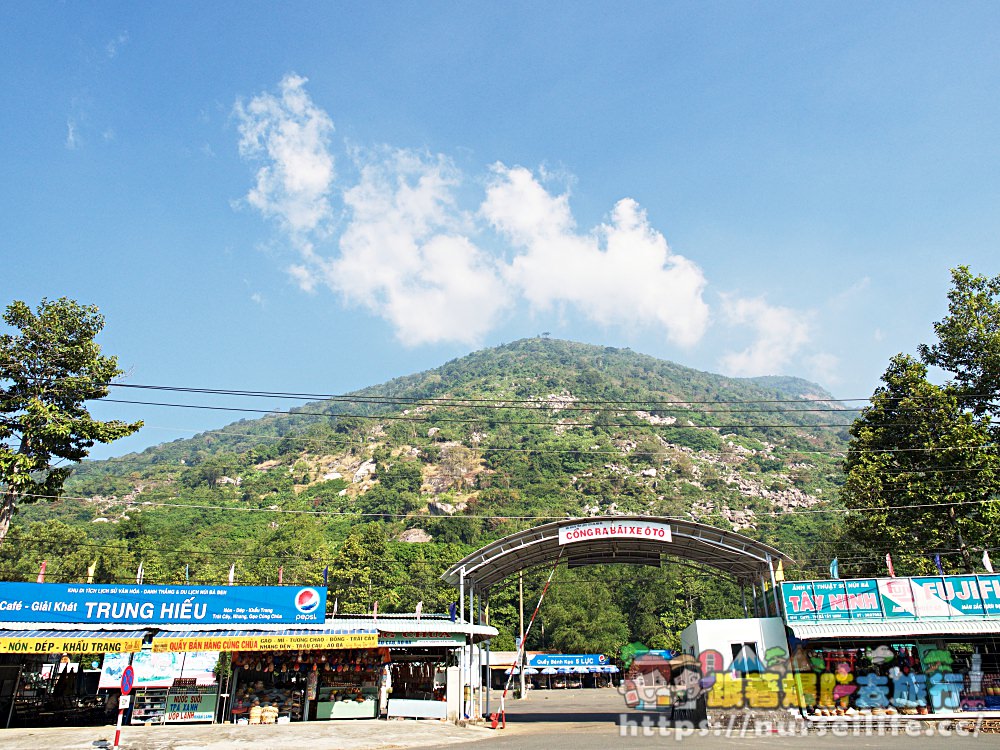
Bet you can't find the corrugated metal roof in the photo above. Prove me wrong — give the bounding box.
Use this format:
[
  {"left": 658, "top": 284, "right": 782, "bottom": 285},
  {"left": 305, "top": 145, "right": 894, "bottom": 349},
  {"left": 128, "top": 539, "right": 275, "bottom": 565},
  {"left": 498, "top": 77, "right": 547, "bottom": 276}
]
[
  {"left": 442, "top": 515, "right": 791, "bottom": 589},
  {"left": 0, "top": 614, "right": 498, "bottom": 644},
  {"left": 0, "top": 622, "right": 148, "bottom": 632},
  {"left": 153, "top": 627, "right": 376, "bottom": 638},
  {"left": 0, "top": 628, "right": 147, "bottom": 639},
  {"left": 791, "top": 618, "right": 1000, "bottom": 640},
  {"left": 324, "top": 615, "right": 498, "bottom": 643}
]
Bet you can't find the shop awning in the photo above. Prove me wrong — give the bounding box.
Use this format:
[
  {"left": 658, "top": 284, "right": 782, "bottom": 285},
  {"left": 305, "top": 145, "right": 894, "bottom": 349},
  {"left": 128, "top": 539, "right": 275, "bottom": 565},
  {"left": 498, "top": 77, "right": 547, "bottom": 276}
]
[
  {"left": 790, "top": 618, "right": 1000, "bottom": 641},
  {"left": 151, "top": 627, "right": 378, "bottom": 653},
  {"left": 326, "top": 615, "right": 499, "bottom": 645},
  {"left": 0, "top": 628, "right": 146, "bottom": 654}
]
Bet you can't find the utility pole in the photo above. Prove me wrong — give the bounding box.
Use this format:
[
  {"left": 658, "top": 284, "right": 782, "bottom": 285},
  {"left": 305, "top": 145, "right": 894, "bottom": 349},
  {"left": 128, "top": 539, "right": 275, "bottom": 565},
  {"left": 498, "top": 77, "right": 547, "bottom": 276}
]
[{"left": 518, "top": 570, "right": 526, "bottom": 699}]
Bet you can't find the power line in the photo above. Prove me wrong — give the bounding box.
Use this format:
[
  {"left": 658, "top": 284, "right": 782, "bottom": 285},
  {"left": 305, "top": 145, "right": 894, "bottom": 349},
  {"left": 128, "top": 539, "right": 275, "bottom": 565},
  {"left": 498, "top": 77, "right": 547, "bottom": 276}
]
[
  {"left": 53, "top": 423, "right": 1000, "bottom": 465},
  {"left": 0, "top": 366, "right": 869, "bottom": 407},
  {"left": 4, "top": 370, "right": 992, "bottom": 410},
  {"left": 11, "top": 489, "right": 1000, "bottom": 519},
  {"left": 96, "top": 396, "right": 861, "bottom": 429},
  {"left": 3, "top": 532, "right": 991, "bottom": 579}
]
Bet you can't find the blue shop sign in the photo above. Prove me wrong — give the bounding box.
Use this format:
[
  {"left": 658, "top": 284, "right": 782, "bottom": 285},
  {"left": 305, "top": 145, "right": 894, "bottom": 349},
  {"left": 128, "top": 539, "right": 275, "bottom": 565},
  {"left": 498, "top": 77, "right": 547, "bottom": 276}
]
[
  {"left": 0, "top": 583, "right": 326, "bottom": 625},
  {"left": 529, "top": 653, "right": 607, "bottom": 668}
]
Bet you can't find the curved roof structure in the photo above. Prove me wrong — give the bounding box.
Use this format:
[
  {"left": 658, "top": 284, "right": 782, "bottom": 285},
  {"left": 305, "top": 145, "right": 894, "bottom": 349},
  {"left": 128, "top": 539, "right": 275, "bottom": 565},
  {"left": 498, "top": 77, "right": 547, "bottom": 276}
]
[{"left": 442, "top": 515, "right": 792, "bottom": 590}]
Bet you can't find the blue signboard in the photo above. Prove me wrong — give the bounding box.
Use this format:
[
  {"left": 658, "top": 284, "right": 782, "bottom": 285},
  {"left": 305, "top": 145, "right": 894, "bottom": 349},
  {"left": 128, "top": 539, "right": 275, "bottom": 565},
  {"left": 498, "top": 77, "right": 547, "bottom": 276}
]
[
  {"left": 843, "top": 578, "right": 882, "bottom": 620},
  {"left": 529, "top": 653, "right": 607, "bottom": 668},
  {"left": 812, "top": 580, "right": 850, "bottom": 621},
  {"left": 0, "top": 583, "right": 326, "bottom": 625},
  {"left": 781, "top": 582, "right": 816, "bottom": 623},
  {"left": 782, "top": 575, "right": 1000, "bottom": 624}
]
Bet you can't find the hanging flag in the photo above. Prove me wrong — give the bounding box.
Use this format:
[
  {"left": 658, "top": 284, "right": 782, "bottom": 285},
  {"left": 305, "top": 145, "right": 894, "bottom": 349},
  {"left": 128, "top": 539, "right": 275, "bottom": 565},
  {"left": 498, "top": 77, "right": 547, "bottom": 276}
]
[
  {"left": 415, "top": 601, "right": 423, "bottom": 621},
  {"left": 228, "top": 564, "right": 235, "bottom": 585},
  {"left": 323, "top": 566, "right": 329, "bottom": 586},
  {"left": 185, "top": 564, "right": 190, "bottom": 583},
  {"left": 36, "top": 561, "right": 47, "bottom": 584},
  {"left": 934, "top": 554, "right": 945, "bottom": 576},
  {"left": 136, "top": 561, "right": 144, "bottom": 585},
  {"left": 985, "top": 550, "right": 995, "bottom": 575},
  {"left": 886, "top": 553, "right": 897, "bottom": 578},
  {"left": 86, "top": 561, "right": 96, "bottom": 584},
  {"left": 449, "top": 602, "right": 457, "bottom": 622},
  {"left": 774, "top": 560, "right": 785, "bottom": 582},
  {"left": 278, "top": 566, "right": 284, "bottom": 585},
  {"left": 332, "top": 598, "right": 338, "bottom": 618},
  {"left": 829, "top": 558, "right": 840, "bottom": 580},
  {"left": 373, "top": 601, "right": 378, "bottom": 620}
]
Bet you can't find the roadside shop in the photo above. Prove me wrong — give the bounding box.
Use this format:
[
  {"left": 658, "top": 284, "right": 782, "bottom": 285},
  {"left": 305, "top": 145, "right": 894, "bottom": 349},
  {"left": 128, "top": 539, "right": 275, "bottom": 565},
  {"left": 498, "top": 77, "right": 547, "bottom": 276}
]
[
  {"left": 150, "top": 625, "right": 382, "bottom": 722},
  {"left": 528, "top": 653, "right": 619, "bottom": 689},
  {"left": 486, "top": 652, "right": 619, "bottom": 690},
  {"left": 99, "top": 649, "right": 220, "bottom": 724},
  {"left": 0, "top": 580, "right": 333, "bottom": 727},
  {"left": 0, "top": 626, "right": 145, "bottom": 727},
  {"left": 0, "top": 582, "right": 498, "bottom": 729},
  {"left": 781, "top": 575, "right": 1000, "bottom": 719},
  {"left": 152, "top": 614, "right": 496, "bottom": 722}
]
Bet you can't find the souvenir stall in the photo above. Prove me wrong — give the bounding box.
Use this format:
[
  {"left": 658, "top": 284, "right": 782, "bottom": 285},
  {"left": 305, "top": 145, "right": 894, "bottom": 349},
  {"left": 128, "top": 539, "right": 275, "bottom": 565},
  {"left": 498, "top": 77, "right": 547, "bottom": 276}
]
[
  {"left": 229, "top": 646, "right": 388, "bottom": 721},
  {"left": 384, "top": 655, "right": 449, "bottom": 719},
  {"left": 373, "top": 617, "right": 493, "bottom": 720},
  {"left": 0, "top": 627, "right": 146, "bottom": 727},
  {"left": 149, "top": 627, "right": 382, "bottom": 723},
  {"left": 782, "top": 576, "right": 1000, "bottom": 719},
  {"left": 100, "top": 650, "right": 220, "bottom": 725}
]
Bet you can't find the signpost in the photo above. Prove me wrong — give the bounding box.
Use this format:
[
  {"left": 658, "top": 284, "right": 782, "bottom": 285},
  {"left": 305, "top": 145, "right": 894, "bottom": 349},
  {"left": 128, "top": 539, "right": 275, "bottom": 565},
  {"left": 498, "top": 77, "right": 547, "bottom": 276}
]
[{"left": 114, "top": 665, "right": 134, "bottom": 749}]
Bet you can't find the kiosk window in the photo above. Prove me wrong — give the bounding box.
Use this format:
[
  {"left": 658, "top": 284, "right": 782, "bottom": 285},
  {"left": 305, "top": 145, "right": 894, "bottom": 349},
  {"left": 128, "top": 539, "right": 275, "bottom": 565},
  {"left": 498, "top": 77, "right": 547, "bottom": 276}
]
[{"left": 731, "top": 642, "right": 760, "bottom": 674}]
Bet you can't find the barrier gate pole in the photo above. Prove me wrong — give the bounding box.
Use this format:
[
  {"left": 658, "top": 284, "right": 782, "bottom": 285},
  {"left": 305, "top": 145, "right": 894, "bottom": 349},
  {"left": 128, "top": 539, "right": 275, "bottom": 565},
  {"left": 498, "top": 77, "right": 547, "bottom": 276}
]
[{"left": 497, "top": 549, "right": 563, "bottom": 728}]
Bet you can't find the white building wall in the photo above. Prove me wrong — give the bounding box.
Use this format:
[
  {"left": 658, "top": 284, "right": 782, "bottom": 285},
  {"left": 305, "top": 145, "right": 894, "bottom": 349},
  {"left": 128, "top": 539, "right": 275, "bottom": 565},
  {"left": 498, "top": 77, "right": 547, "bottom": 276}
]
[{"left": 680, "top": 617, "right": 789, "bottom": 668}]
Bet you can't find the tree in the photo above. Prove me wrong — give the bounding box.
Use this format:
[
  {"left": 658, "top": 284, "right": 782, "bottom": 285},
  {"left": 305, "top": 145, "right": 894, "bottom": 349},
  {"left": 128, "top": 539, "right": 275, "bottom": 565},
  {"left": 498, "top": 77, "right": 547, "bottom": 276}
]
[
  {"left": 531, "top": 569, "right": 630, "bottom": 656},
  {"left": 0, "top": 298, "right": 142, "bottom": 544},
  {"left": 840, "top": 355, "right": 1000, "bottom": 574},
  {"left": 918, "top": 266, "right": 1000, "bottom": 420},
  {"left": 326, "top": 522, "right": 401, "bottom": 613}
]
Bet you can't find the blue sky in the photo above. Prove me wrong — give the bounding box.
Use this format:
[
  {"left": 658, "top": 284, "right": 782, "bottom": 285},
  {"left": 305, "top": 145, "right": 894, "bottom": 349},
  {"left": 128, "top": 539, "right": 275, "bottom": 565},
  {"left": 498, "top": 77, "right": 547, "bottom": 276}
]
[{"left": 2, "top": 2, "right": 999, "bottom": 459}]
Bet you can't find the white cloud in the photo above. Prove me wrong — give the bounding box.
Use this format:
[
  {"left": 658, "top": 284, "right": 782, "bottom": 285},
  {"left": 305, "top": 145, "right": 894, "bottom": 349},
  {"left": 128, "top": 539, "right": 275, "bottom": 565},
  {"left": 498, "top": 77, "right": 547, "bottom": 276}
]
[
  {"left": 327, "top": 149, "right": 509, "bottom": 345},
  {"left": 65, "top": 120, "right": 79, "bottom": 150},
  {"left": 806, "top": 352, "right": 840, "bottom": 386},
  {"left": 106, "top": 32, "right": 129, "bottom": 59},
  {"left": 235, "top": 76, "right": 839, "bottom": 358},
  {"left": 235, "top": 74, "right": 336, "bottom": 238},
  {"left": 482, "top": 165, "right": 709, "bottom": 346},
  {"left": 718, "top": 295, "right": 811, "bottom": 377}
]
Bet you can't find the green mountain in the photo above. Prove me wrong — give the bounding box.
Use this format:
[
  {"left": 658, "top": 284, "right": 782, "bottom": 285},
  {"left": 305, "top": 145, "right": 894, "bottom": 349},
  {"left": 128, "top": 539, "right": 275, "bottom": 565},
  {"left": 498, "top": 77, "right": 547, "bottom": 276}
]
[{"left": 3, "top": 338, "right": 851, "bottom": 653}]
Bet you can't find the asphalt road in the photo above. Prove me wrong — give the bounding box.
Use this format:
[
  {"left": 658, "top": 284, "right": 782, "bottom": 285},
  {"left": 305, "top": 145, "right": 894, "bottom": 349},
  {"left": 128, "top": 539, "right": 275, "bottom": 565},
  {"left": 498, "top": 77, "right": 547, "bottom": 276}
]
[
  {"left": 2, "top": 689, "right": 1000, "bottom": 749},
  {"left": 456, "top": 688, "right": 1000, "bottom": 750}
]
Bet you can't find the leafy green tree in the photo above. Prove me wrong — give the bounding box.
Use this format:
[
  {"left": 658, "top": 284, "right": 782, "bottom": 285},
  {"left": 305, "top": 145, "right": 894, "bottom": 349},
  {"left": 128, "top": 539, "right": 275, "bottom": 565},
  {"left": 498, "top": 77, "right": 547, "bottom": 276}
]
[
  {"left": 0, "top": 298, "right": 142, "bottom": 543},
  {"left": 531, "top": 569, "right": 629, "bottom": 655},
  {"left": 919, "top": 266, "right": 1000, "bottom": 420},
  {"left": 840, "top": 355, "right": 1000, "bottom": 574},
  {"left": 327, "top": 522, "right": 401, "bottom": 613}
]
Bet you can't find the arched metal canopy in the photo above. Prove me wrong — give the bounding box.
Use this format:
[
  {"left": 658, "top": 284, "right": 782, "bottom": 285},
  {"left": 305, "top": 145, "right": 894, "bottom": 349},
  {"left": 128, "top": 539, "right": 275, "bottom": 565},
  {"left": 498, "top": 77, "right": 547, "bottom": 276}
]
[{"left": 441, "top": 515, "right": 792, "bottom": 590}]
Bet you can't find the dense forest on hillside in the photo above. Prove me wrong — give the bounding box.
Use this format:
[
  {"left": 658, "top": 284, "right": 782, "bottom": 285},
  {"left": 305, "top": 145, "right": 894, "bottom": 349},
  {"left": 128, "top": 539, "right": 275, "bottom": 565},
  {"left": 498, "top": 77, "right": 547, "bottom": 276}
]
[{"left": 3, "top": 338, "right": 851, "bottom": 653}]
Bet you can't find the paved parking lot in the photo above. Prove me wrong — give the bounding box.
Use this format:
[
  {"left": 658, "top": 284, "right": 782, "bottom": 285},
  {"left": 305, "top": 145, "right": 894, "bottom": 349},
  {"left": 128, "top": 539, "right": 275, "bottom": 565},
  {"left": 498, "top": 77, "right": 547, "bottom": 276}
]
[
  {"left": 0, "top": 716, "right": 493, "bottom": 750},
  {"left": 5, "top": 689, "right": 1000, "bottom": 750}
]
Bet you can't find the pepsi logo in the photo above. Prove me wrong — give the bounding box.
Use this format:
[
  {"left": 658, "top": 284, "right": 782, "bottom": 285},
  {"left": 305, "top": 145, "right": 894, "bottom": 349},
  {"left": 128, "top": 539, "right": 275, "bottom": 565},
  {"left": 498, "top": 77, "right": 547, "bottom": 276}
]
[{"left": 295, "top": 588, "right": 321, "bottom": 614}]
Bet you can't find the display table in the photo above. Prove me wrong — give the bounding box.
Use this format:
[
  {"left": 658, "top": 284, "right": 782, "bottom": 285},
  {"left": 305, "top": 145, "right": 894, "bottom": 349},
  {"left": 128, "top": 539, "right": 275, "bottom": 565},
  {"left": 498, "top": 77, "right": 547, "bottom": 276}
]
[
  {"left": 316, "top": 698, "right": 376, "bottom": 719},
  {"left": 387, "top": 698, "right": 447, "bottom": 719}
]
